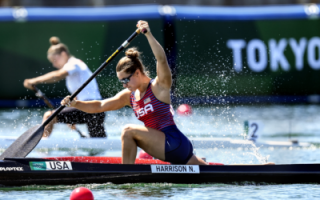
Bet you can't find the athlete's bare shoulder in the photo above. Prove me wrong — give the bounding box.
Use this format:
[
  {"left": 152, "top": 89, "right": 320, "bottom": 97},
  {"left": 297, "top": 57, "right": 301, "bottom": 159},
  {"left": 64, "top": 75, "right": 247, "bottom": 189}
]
[{"left": 116, "top": 88, "right": 132, "bottom": 106}]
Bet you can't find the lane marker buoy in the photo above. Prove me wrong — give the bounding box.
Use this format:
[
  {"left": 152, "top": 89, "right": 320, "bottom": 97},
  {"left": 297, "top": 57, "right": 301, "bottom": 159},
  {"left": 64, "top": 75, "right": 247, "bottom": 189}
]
[
  {"left": 177, "top": 104, "right": 192, "bottom": 116},
  {"left": 70, "top": 187, "right": 94, "bottom": 200}
]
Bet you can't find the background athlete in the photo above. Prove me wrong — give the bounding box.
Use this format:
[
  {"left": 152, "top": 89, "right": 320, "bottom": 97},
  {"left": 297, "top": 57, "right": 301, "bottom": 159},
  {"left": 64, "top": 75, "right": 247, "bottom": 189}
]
[
  {"left": 24, "top": 36, "right": 106, "bottom": 138},
  {"left": 61, "top": 20, "right": 207, "bottom": 165}
]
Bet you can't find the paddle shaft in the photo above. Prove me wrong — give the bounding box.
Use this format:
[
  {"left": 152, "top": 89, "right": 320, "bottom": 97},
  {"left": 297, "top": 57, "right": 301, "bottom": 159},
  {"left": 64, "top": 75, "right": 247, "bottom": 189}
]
[
  {"left": 43, "top": 29, "right": 144, "bottom": 127},
  {"left": 32, "top": 85, "right": 86, "bottom": 138},
  {"left": 32, "top": 85, "right": 55, "bottom": 109}
]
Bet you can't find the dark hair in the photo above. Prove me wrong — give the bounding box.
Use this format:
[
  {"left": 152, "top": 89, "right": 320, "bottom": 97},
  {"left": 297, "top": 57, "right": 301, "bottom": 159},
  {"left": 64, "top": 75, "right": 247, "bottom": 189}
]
[
  {"left": 116, "top": 47, "right": 149, "bottom": 76},
  {"left": 47, "top": 36, "right": 70, "bottom": 56}
]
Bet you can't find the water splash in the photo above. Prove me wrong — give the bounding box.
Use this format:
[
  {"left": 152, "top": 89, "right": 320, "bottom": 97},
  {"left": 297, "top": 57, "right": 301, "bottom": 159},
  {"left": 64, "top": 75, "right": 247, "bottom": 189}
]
[{"left": 247, "top": 143, "right": 269, "bottom": 164}]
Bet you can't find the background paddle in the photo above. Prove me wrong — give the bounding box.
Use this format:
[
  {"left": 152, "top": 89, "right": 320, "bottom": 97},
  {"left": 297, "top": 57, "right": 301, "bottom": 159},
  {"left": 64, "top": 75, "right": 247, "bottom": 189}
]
[
  {"left": 31, "top": 85, "right": 86, "bottom": 138},
  {"left": 0, "top": 28, "right": 145, "bottom": 159}
]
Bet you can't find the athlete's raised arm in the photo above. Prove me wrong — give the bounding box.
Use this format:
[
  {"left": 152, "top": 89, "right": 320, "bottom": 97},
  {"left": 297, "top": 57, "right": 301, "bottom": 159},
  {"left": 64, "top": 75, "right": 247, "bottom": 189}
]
[
  {"left": 137, "top": 20, "right": 172, "bottom": 89},
  {"left": 24, "top": 69, "right": 68, "bottom": 90},
  {"left": 61, "top": 89, "right": 131, "bottom": 113}
]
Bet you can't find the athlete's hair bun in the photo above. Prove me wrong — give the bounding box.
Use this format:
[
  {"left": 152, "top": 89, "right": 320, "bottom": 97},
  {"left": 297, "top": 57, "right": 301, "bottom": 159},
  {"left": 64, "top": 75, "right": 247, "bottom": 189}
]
[
  {"left": 116, "top": 46, "right": 149, "bottom": 76},
  {"left": 49, "top": 36, "right": 60, "bottom": 45},
  {"left": 125, "top": 48, "right": 141, "bottom": 59}
]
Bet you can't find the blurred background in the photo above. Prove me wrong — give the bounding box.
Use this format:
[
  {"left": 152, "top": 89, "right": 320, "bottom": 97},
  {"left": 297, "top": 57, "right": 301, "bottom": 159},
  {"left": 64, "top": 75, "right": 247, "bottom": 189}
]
[
  {"left": 0, "top": 0, "right": 319, "bottom": 107},
  {"left": 0, "top": 0, "right": 318, "bottom": 7}
]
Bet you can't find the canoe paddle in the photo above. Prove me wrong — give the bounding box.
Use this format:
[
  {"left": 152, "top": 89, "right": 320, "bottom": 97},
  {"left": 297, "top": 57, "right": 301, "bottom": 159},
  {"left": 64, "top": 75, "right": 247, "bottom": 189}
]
[
  {"left": 31, "top": 85, "right": 86, "bottom": 138},
  {"left": 0, "top": 28, "right": 146, "bottom": 159}
]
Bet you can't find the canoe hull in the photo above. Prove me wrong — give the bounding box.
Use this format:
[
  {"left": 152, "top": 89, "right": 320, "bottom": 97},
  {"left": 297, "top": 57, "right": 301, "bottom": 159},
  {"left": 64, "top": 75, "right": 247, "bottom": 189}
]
[{"left": 0, "top": 157, "right": 319, "bottom": 186}]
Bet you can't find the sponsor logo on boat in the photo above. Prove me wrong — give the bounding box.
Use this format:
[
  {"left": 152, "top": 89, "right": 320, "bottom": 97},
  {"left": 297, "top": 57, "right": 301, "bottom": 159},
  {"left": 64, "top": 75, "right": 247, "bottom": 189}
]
[
  {"left": 151, "top": 165, "right": 200, "bottom": 174},
  {"left": 0, "top": 167, "right": 23, "bottom": 171},
  {"left": 29, "top": 161, "right": 72, "bottom": 171}
]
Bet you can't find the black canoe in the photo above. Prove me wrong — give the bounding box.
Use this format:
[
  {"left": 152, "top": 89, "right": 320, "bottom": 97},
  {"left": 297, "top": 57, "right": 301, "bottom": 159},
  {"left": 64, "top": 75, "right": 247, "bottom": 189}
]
[{"left": 0, "top": 157, "right": 319, "bottom": 186}]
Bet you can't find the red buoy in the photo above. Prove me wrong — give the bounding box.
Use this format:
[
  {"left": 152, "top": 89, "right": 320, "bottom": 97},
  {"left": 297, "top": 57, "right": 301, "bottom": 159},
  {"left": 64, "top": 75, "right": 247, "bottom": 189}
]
[
  {"left": 70, "top": 187, "right": 94, "bottom": 200},
  {"left": 177, "top": 104, "right": 192, "bottom": 116},
  {"left": 137, "top": 150, "right": 153, "bottom": 159}
]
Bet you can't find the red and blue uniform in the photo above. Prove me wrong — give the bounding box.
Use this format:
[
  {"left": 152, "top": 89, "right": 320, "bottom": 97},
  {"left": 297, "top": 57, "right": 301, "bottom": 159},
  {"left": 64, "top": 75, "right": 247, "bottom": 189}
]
[{"left": 130, "top": 80, "right": 193, "bottom": 164}]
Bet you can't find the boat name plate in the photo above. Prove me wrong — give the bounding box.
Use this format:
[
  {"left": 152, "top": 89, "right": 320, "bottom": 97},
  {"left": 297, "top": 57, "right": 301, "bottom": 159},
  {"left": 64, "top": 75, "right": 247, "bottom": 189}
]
[{"left": 151, "top": 165, "right": 199, "bottom": 173}]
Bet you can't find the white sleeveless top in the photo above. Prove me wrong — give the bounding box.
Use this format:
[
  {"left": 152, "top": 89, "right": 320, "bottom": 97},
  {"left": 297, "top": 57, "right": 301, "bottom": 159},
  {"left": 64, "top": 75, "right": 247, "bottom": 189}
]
[{"left": 62, "top": 57, "right": 102, "bottom": 101}]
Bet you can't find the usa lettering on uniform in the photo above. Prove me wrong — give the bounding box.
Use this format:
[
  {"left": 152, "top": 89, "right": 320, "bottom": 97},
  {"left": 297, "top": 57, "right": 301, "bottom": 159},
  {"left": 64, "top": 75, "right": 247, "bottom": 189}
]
[{"left": 136, "top": 104, "right": 154, "bottom": 118}]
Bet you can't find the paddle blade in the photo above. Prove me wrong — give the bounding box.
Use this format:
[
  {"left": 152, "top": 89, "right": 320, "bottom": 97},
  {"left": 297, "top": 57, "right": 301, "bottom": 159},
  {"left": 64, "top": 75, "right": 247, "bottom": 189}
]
[{"left": 0, "top": 124, "right": 44, "bottom": 159}]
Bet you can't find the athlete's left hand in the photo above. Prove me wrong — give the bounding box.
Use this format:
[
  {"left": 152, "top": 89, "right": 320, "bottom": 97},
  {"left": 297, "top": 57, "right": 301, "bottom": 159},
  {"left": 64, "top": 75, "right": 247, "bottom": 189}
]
[{"left": 61, "top": 95, "right": 77, "bottom": 107}]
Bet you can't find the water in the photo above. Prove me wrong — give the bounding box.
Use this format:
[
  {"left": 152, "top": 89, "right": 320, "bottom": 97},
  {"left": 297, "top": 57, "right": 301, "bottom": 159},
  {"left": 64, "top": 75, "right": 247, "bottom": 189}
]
[
  {"left": 1, "top": 183, "right": 320, "bottom": 200},
  {"left": 0, "top": 104, "right": 320, "bottom": 199},
  {"left": 2, "top": 104, "right": 320, "bottom": 142}
]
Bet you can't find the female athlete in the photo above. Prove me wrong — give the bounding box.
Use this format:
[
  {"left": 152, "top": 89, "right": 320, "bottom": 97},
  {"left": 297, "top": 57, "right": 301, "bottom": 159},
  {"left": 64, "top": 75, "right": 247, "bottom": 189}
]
[
  {"left": 61, "top": 20, "right": 207, "bottom": 165},
  {"left": 24, "top": 37, "right": 106, "bottom": 138}
]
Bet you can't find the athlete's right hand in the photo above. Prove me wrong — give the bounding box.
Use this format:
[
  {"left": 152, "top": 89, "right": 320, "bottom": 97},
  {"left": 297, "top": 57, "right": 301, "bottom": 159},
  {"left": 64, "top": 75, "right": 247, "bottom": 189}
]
[
  {"left": 61, "top": 95, "right": 77, "bottom": 107},
  {"left": 23, "top": 79, "right": 36, "bottom": 90},
  {"left": 137, "top": 20, "right": 151, "bottom": 35}
]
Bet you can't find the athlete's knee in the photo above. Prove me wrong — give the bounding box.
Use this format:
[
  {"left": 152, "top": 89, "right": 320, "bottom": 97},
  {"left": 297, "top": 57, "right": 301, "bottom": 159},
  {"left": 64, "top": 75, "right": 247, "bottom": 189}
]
[
  {"left": 43, "top": 110, "right": 53, "bottom": 119},
  {"left": 121, "top": 124, "right": 136, "bottom": 139}
]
